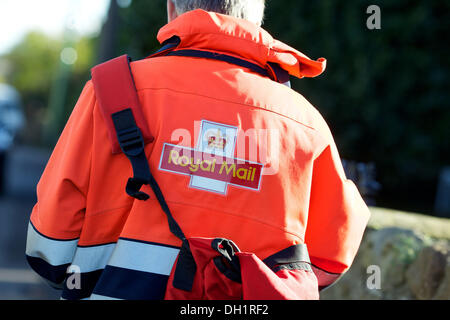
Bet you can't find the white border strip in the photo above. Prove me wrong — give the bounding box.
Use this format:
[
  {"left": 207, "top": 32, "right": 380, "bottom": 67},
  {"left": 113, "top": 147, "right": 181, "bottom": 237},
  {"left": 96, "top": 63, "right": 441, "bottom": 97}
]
[
  {"left": 106, "top": 239, "right": 179, "bottom": 276},
  {"left": 25, "top": 223, "right": 78, "bottom": 267},
  {"left": 71, "top": 243, "right": 116, "bottom": 273},
  {"left": 89, "top": 294, "right": 122, "bottom": 300}
]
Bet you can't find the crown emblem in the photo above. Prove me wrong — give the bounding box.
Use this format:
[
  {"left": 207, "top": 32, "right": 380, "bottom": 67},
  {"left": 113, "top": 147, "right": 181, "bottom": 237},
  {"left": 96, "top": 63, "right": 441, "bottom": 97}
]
[{"left": 207, "top": 129, "right": 227, "bottom": 150}]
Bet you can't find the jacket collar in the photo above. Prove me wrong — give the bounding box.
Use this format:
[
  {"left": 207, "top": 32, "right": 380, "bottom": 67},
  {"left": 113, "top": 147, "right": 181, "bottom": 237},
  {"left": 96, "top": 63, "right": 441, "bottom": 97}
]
[{"left": 157, "top": 9, "right": 326, "bottom": 79}]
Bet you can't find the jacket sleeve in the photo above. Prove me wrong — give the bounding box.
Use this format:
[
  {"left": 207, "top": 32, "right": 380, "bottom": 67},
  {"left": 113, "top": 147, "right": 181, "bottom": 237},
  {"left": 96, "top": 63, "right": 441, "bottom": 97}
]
[
  {"left": 305, "top": 139, "right": 371, "bottom": 290},
  {"left": 26, "top": 81, "right": 95, "bottom": 288}
]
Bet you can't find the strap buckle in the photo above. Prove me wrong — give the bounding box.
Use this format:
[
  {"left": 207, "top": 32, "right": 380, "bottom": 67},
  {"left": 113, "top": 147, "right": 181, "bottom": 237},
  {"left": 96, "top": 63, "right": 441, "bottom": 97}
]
[
  {"left": 117, "top": 127, "right": 145, "bottom": 157},
  {"left": 112, "top": 108, "right": 151, "bottom": 201}
]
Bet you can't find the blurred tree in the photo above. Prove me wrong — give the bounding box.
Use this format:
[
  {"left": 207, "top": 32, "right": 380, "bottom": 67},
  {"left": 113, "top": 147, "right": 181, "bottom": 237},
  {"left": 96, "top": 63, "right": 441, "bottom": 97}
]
[
  {"left": 263, "top": 0, "right": 450, "bottom": 213},
  {"left": 2, "top": 32, "right": 61, "bottom": 146},
  {"left": 1, "top": 32, "right": 97, "bottom": 147},
  {"left": 5, "top": 32, "right": 61, "bottom": 95},
  {"left": 117, "top": 0, "right": 167, "bottom": 58},
  {"left": 98, "top": 0, "right": 120, "bottom": 64}
]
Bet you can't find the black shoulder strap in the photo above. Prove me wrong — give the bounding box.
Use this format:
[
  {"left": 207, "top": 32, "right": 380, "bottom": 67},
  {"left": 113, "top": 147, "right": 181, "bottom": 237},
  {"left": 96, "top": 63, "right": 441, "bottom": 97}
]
[{"left": 112, "top": 108, "right": 153, "bottom": 201}]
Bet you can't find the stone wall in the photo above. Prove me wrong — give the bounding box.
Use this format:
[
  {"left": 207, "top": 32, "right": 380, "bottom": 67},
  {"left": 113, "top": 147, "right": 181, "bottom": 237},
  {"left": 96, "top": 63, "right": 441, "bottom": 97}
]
[{"left": 320, "top": 207, "right": 450, "bottom": 300}]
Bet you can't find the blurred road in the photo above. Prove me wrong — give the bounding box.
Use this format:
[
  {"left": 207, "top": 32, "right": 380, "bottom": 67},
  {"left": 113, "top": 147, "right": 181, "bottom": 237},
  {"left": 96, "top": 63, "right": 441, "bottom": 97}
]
[{"left": 0, "top": 145, "right": 60, "bottom": 300}]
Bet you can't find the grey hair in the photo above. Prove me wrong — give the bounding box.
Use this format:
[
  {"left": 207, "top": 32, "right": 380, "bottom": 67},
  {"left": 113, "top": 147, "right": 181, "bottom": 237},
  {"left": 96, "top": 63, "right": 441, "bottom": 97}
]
[{"left": 172, "top": 0, "right": 266, "bottom": 26}]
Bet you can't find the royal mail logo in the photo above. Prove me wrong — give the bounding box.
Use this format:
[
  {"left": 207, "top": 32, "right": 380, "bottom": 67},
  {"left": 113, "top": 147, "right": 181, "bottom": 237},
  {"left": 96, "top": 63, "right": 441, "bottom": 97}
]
[
  {"left": 159, "top": 120, "right": 264, "bottom": 194},
  {"left": 159, "top": 144, "right": 264, "bottom": 192}
]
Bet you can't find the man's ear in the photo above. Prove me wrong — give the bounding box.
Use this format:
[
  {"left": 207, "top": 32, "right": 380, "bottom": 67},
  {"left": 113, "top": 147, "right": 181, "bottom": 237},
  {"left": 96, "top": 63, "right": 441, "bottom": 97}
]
[{"left": 167, "top": 0, "right": 178, "bottom": 23}]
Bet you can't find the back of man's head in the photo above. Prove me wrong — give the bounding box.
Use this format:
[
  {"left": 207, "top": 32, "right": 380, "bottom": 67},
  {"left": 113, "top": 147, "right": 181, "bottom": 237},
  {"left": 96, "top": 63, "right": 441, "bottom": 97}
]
[{"left": 171, "top": 0, "right": 266, "bottom": 26}]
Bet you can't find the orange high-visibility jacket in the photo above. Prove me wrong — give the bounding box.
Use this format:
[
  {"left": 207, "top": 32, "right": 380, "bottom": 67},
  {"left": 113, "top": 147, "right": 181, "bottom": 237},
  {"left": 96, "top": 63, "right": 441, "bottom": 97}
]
[{"left": 26, "top": 10, "right": 370, "bottom": 300}]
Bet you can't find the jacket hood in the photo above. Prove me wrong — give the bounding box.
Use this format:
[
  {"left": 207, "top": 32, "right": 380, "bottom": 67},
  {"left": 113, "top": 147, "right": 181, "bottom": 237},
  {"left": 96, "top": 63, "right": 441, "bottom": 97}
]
[{"left": 157, "top": 9, "right": 326, "bottom": 79}]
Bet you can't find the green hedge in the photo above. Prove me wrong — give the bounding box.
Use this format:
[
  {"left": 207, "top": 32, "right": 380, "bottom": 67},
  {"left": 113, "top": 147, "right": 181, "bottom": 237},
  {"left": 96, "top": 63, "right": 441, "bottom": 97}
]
[{"left": 117, "top": 0, "right": 449, "bottom": 214}]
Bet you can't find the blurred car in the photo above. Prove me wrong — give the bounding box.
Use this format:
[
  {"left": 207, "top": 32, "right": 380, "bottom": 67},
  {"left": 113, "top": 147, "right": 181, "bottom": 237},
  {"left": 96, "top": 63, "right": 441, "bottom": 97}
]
[{"left": 0, "top": 83, "right": 25, "bottom": 194}]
